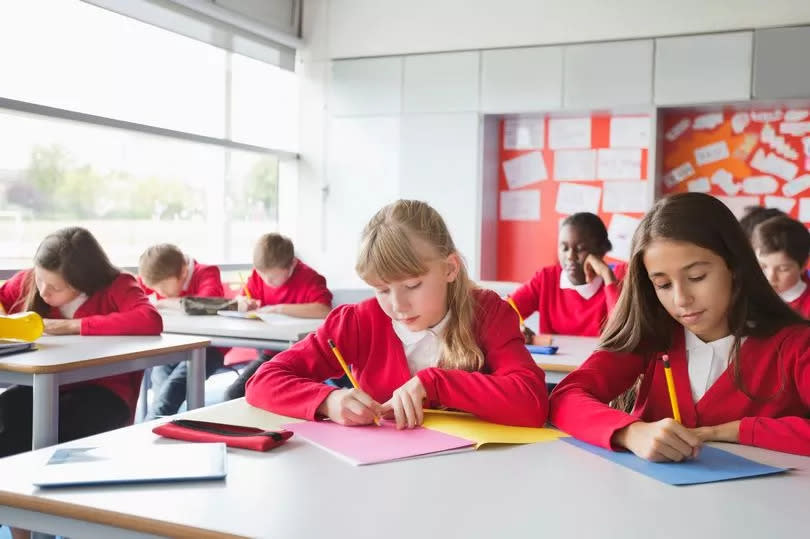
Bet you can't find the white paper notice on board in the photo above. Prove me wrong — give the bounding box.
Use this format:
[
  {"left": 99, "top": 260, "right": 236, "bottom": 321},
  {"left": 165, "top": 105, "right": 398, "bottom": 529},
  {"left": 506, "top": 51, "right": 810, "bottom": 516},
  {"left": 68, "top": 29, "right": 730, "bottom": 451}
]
[
  {"left": 799, "top": 198, "right": 810, "bottom": 223},
  {"left": 548, "top": 117, "right": 591, "bottom": 149},
  {"left": 502, "top": 152, "right": 548, "bottom": 189},
  {"left": 731, "top": 112, "right": 750, "bottom": 134},
  {"left": 555, "top": 183, "right": 601, "bottom": 215},
  {"left": 504, "top": 118, "right": 544, "bottom": 150},
  {"left": 610, "top": 117, "right": 649, "bottom": 148},
  {"left": 716, "top": 196, "right": 760, "bottom": 219},
  {"left": 602, "top": 181, "right": 647, "bottom": 213},
  {"left": 764, "top": 196, "right": 796, "bottom": 213},
  {"left": 665, "top": 118, "right": 691, "bottom": 142},
  {"left": 500, "top": 190, "right": 540, "bottom": 221},
  {"left": 782, "top": 174, "right": 810, "bottom": 197},
  {"left": 750, "top": 149, "right": 799, "bottom": 181},
  {"left": 693, "top": 113, "right": 724, "bottom": 130},
  {"left": 694, "top": 141, "right": 730, "bottom": 166},
  {"left": 663, "top": 162, "right": 696, "bottom": 188},
  {"left": 607, "top": 214, "right": 641, "bottom": 262},
  {"left": 742, "top": 175, "right": 779, "bottom": 195},
  {"left": 597, "top": 149, "right": 642, "bottom": 180},
  {"left": 687, "top": 177, "right": 711, "bottom": 193},
  {"left": 554, "top": 149, "right": 596, "bottom": 181}
]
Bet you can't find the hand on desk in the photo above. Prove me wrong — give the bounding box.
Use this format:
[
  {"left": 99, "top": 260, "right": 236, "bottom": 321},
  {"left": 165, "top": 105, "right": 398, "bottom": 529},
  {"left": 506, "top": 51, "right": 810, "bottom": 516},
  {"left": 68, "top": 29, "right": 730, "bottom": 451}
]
[
  {"left": 613, "top": 418, "right": 702, "bottom": 462},
  {"left": 381, "top": 376, "right": 427, "bottom": 430},
  {"left": 317, "top": 388, "right": 383, "bottom": 426},
  {"left": 691, "top": 420, "right": 741, "bottom": 444},
  {"left": 43, "top": 318, "right": 81, "bottom": 335},
  {"left": 237, "top": 296, "right": 261, "bottom": 312}
]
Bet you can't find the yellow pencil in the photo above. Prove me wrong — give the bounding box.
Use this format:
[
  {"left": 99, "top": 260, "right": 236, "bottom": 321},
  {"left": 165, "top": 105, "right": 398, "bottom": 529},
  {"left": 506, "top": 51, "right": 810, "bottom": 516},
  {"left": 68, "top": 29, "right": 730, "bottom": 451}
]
[
  {"left": 661, "top": 354, "right": 682, "bottom": 424},
  {"left": 506, "top": 296, "right": 524, "bottom": 326},
  {"left": 327, "top": 338, "right": 379, "bottom": 425},
  {"left": 238, "top": 272, "right": 252, "bottom": 299}
]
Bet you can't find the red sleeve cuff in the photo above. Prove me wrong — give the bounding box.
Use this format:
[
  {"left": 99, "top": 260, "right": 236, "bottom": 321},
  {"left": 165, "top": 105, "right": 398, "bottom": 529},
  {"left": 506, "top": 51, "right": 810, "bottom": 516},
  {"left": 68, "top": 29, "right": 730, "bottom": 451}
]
[
  {"left": 604, "top": 416, "right": 640, "bottom": 450},
  {"left": 305, "top": 385, "right": 338, "bottom": 421},
  {"left": 416, "top": 369, "right": 439, "bottom": 406},
  {"left": 739, "top": 416, "right": 756, "bottom": 446}
]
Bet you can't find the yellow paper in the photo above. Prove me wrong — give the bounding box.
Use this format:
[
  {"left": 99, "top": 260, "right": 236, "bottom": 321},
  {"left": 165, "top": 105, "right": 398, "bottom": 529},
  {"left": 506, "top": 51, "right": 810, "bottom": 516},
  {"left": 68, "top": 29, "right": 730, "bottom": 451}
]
[{"left": 421, "top": 414, "right": 567, "bottom": 449}]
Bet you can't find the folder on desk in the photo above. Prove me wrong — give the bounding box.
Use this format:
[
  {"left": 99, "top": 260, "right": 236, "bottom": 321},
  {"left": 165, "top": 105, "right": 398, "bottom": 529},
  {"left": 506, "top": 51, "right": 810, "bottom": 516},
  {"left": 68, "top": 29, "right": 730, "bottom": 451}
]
[
  {"left": 33, "top": 442, "right": 227, "bottom": 488},
  {"left": 216, "top": 310, "right": 260, "bottom": 319},
  {"left": 0, "top": 339, "right": 37, "bottom": 357}
]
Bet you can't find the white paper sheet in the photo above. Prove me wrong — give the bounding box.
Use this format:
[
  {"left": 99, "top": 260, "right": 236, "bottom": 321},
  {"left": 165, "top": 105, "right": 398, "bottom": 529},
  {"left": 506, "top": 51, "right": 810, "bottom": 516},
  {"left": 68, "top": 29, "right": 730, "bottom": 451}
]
[
  {"left": 731, "top": 112, "right": 750, "bottom": 134},
  {"left": 779, "top": 122, "right": 810, "bottom": 136},
  {"left": 548, "top": 117, "right": 591, "bottom": 149},
  {"left": 554, "top": 149, "right": 596, "bottom": 181},
  {"left": 609, "top": 117, "right": 649, "bottom": 148},
  {"left": 711, "top": 168, "right": 740, "bottom": 196},
  {"left": 504, "top": 118, "right": 544, "bottom": 150},
  {"left": 687, "top": 177, "right": 711, "bottom": 193},
  {"left": 751, "top": 110, "right": 783, "bottom": 123},
  {"left": 663, "top": 161, "right": 696, "bottom": 188},
  {"left": 597, "top": 149, "right": 642, "bottom": 180},
  {"left": 716, "top": 196, "right": 760, "bottom": 219},
  {"left": 602, "top": 181, "right": 648, "bottom": 213},
  {"left": 607, "top": 214, "right": 641, "bottom": 262},
  {"left": 764, "top": 196, "right": 796, "bottom": 213},
  {"left": 502, "top": 151, "right": 548, "bottom": 189},
  {"left": 750, "top": 149, "right": 799, "bottom": 181},
  {"left": 555, "top": 182, "right": 601, "bottom": 215},
  {"left": 785, "top": 110, "right": 809, "bottom": 122},
  {"left": 693, "top": 113, "right": 723, "bottom": 130},
  {"left": 800, "top": 198, "right": 810, "bottom": 223},
  {"left": 761, "top": 124, "right": 799, "bottom": 160},
  {"left": 500, "top": 189, "right": 540, "bottom": 221},
  {"left": 782, "top": 174, "right": 810, "bottom": 197},
  {"left": 665, "top": 118, "right": 691, "bottom": 142},
  {"left": 742, "top": 175, "right": 779, "bottom": 195},
  {"left": 803, "top": 136, "right": 810, "bottom": 156},
  {"left": 694, "top": 141, "right": 730, "bottom": 166}
]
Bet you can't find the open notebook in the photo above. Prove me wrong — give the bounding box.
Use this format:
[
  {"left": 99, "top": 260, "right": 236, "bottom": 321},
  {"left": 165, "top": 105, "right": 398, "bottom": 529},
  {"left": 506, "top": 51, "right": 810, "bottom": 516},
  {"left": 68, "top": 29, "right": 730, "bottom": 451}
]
[{"left": 33, "top": 442, "right": 227, "bottom": 488}]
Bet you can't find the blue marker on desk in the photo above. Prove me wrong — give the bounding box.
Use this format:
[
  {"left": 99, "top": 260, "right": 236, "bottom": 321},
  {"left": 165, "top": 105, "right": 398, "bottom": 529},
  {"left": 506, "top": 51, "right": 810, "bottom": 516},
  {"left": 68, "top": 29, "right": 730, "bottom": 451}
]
[{"left": 527, "top": 344, "right": 558, "bottom": 355}]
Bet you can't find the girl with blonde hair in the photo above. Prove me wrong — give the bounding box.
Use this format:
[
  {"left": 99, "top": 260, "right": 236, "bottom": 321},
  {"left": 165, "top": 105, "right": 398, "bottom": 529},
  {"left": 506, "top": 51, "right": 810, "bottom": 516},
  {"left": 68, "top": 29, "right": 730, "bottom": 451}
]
[{"left": 246, "top": 200, "right": 548, "bottom": 428}]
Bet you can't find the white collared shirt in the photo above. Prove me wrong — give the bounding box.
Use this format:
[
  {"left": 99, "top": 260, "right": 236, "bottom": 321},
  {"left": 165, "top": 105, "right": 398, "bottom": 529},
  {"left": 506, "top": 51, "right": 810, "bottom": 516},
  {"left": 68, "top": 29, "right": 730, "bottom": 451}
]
[
  {"left": 392, "top": 311, "right": 451, "bottom": 375},
  {"left": 59, "top": 293, "right": 88, "bottom": 319},
  {"left": 559, "top": 270, "right": 603, "bottom": 300},
  {"left": 779, "top": 278, "right": 807, "bottom": 303},
  {"left": 685, "top": 328, "right": 740, "bottom": 401},
  {"left": 182, "top": 256, "right": 195, "bottom": 292}
]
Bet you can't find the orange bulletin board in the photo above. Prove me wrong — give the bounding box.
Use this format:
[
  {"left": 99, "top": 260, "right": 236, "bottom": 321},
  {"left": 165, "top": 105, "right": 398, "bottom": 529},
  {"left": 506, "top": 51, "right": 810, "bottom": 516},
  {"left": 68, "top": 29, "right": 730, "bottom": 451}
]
[
  {"left": 496, "top": 114, "right": 650, "bottom": 282},
  {"left": 661, "top": 107, "right": 810, "bottom": 225}
]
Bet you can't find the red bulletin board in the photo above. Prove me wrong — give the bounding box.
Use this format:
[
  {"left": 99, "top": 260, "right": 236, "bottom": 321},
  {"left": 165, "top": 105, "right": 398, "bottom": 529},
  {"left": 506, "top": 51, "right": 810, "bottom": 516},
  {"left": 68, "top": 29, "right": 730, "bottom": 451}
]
[
  {"left": 661, "top": 107, "right": 810, "bottom": 226},
  {"left": 496, "top": 114, "right": 650, "bottom": 282}
]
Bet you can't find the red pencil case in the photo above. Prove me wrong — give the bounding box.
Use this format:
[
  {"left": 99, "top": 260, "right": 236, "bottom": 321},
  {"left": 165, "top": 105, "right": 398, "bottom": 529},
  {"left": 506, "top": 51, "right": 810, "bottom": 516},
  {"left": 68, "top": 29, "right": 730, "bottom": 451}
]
[{"left": 153, "top": 419, "right": 293, "bottom": 452}]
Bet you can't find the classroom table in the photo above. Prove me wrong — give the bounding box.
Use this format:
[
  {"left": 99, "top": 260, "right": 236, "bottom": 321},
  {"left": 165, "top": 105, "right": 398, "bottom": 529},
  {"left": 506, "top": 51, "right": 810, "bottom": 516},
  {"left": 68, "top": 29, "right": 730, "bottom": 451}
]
[
  {"left": 0, "top": 334, "right": 209, "bottom": 450},
  {"left": 532, "top": 334, "right": 599, "bottom": 383},
  {"left": 160, "top": 312, "right": 323, "bottom": 351},
  {"left": 0, "top": 398, "right": 808, "bottom": 539}
]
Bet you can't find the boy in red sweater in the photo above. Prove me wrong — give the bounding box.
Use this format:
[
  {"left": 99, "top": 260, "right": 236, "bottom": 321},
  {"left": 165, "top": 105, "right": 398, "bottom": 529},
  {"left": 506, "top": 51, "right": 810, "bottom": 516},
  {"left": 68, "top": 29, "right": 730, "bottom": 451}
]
[
  {"left": 138, "top": 244, "right": 227, "bottom": 418},
  {"left": 225, "top": 233, "right": 333, "bottom": 399},
  {"left": 549, "top": 193, "right": 810, "bottom": 459},
  {"left": 751, "top": 216, "right": 810, "bottom": 318},
  {"left": 0, "top": 227, "right": 162, "bottom": 458},
  {"left": 245, "top": 200, "right": 548, "bottom": 428}
]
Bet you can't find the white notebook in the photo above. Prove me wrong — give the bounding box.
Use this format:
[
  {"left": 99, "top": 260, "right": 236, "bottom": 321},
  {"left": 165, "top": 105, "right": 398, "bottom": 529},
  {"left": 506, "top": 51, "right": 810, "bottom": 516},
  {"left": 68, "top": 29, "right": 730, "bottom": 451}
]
[{"left": 33, "top": 442, "right": 227, "bottom": 488}]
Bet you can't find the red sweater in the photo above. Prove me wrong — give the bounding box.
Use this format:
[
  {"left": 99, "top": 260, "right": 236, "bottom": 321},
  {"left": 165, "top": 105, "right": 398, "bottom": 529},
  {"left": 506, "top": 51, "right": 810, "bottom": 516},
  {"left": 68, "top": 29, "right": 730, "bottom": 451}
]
[
  {"left": 548, "top": 324, "right": 810, "bottom": 457},
  {"left": 511, "top": 264, "right": 626, "bottom": 336},
  {"left": 246, "top": 259, "right": 332, "bottom": 307},
  {"left": 245, "top": 289, "right": 548, "bottom": 427},
  {"left": 0, "top": 270, "right": 163, "bottom": 415},
  {"left": 788, "top": 277, "right": 810, "bottom": 318},
  {"left": 138, "top": 261, "right": 224, "bottom": 299}
]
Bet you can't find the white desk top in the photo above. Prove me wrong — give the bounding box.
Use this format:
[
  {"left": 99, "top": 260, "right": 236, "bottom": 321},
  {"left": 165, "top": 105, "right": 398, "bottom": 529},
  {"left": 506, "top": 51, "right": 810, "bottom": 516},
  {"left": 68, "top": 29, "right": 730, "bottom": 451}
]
[
  {"left": 0, "top": 334, "right": 210, "bottom": 374},
  {"left": 160, "top": 312, "right": 323, "bottom": 343},
  {"left": 0, "top": 398, "right": 808, "bottom": 539},
  {"left": 532, "top": 334, "right": 599, "bottom": 373}
]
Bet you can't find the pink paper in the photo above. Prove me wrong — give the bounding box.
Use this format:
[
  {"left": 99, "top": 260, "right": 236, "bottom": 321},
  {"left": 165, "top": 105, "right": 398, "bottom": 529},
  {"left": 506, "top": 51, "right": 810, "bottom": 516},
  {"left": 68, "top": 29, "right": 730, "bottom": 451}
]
[{"left": 284, "top": 421, "right": 474, "bottom": 465}]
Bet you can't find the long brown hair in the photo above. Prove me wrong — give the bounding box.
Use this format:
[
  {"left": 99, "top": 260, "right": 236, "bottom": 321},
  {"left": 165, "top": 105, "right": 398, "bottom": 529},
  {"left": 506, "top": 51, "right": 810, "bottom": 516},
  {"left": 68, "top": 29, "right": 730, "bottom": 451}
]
[
  {"left": 16, "top": 227, "right": 120, "bottom": 316},
  {"left": 602, "top": 193, "right": 807, "bottom": 399},
  {"left": 355, "top": 200, "right": 484, "bottom": 372}
]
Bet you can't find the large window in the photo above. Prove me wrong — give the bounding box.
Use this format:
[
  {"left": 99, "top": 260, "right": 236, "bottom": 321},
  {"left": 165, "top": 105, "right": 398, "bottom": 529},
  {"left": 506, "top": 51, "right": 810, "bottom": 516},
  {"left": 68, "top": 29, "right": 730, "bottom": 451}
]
[{"left": 0, "top": 0, "right": 297, "bottom": 270}]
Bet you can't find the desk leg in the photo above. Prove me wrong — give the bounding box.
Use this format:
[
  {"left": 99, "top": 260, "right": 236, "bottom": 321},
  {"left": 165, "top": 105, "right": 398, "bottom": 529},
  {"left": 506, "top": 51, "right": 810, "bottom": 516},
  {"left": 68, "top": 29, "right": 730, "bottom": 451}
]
[
  {"left": 32, "top": 373, "right": 59, "bottom": 450},
  {"left": 186, "top": 347, "right": 205, "bottom": 410}
]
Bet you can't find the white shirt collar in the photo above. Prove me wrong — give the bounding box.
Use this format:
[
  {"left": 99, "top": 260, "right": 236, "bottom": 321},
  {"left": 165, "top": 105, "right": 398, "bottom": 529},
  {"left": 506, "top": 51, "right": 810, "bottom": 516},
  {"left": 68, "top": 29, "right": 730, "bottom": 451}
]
[
  {"left": 559, "top": 270, "right": 603, "bottom": 300},
  {"left": 779, "top": 278, "right": 807, "bottom": 303},
  {"left": 684, "top": 328, "right": 738, "bottom": 402},
  {"left": 182, "top": 256, "right": 195, "bottom": 292},
  {"left": 392, "top": 310, "right": 451, "bottom": 347},
  {"left": 59, "top": 293, "right": 88, "bottom": 319}
]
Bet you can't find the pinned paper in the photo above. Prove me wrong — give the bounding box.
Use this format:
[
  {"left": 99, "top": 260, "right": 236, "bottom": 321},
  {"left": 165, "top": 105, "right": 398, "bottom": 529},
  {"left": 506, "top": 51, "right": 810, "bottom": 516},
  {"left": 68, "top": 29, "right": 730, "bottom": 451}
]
[
  {"left": 750, "top": 149, "right": 798, "bottom": 181},
  {"left": 717, "top": 196, "right": 760, "bottom": 219},
  {"left": 607, "top": 214, "right": 641, "bottom": 261},
  {"left": 504, "top": 118, "right": 544, "bottom": 150},
  {"left": 742, "top": 175, "right": 779, "bottom": 195},
  {"left": 502, "top": 152, "right": 547, "bottom": 188},
  {"left": 555, "top": 182, "right": 601, "bottom": 215},
  {"left": 782, "top": 174, "right": 810, "bottom": 197},
  {"left": 752, "top": 110, "right": 783, "bottom": 123},
  {"left": 693, "top": 113, "right": 723, "bottom": 130},
  {"left": 548, "top": 117, "right": 591, "bottom": 149},
  {"left": 764, "top": 196, "right": 796, "bottom": 213},
  {"left": 803, "top": 136, "right": 810, "bottom": 156},
  {"left": 711, "top": 168, "right": 740, "bottom": 196},
  {"left": 665, "top": 119, "right": 690, "bottom": 142},
  {"left": 731, "top": 112, "right": 750, "bottom": 134},
  {"left": 597, "top": 149, "right": 642, "bottom": 180},
  {"left": 762, "top": 123, "right": 799, "bottom": 160},
  {"left": 663, "top": 162, "right": 696, "bottom": 188},
  {"left": 785, "top": 110, "right": 809, "bottom": 122},
  {"left": 779, "top": 122, "right": 810, "bottom": 136},
  {"left": 732, "top": 134, "right": 758, "bottom": 160},
  {"left": 687, "top": 177, "right": 711, "bottom": 193},
  {"left": 500, "top": 190, "right": 540, "bottom": 221},
  {"left": 609, "top": 116, "right": 649, "bottom": 148},
  {"left": 602, "top": 181, "right": 647, "bottom": 213},
  {"left": 554, "top": 149, "right": 596, "bottom": 180},
  {"left": 800, "top": 198, "right": 810, "bottom": 223},
  {"left": 694, "top": 141, "right": 730, "bottom": 166}
]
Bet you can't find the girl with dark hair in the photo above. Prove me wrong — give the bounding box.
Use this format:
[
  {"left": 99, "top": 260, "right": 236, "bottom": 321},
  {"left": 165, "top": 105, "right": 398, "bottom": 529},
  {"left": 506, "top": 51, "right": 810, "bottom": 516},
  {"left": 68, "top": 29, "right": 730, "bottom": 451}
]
[
  {"left": 0, "top": 227, "right": 162, "bottom": 458},
  {"left": 508, "top": 212, "right": 626, "bottom": 338},
  {"left": 549, "top": 193, "right": 810, "bottom": 459}
]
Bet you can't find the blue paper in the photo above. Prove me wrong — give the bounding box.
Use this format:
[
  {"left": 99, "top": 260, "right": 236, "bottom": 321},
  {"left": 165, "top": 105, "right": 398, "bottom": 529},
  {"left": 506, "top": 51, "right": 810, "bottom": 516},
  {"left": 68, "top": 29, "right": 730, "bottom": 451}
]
[
  {"left": 526, "top": 345, "right": 558, "bottom": 355},
  {"left": 562, "top": 438, "right": 788, "bottom": 485}
]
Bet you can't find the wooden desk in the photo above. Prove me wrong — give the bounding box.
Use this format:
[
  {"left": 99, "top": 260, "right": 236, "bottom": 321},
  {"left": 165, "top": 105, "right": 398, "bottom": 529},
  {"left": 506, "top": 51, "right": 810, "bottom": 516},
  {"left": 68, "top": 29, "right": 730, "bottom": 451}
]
[
  {"left": 0, "top": 398, "right": 808, "bottom": 539},
  {"left": 0, "top": 334, "right": 209, "bottom": 450},
  {"left": 160, "top": 312, "right": 323, "bottom": 351},
  {"left": 532, "top": 335, "right": 599, "bottom": 383}
]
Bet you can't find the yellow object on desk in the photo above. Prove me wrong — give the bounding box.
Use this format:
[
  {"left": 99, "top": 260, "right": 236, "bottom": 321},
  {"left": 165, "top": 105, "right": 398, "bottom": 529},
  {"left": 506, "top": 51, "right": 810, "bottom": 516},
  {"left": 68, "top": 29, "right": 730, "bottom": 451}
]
[
  {"left": 0, "top": 311, "right": 44, "bottom": 341},
  {"left": 422, "top": 413, "right": 567, "bottom": 448}
]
